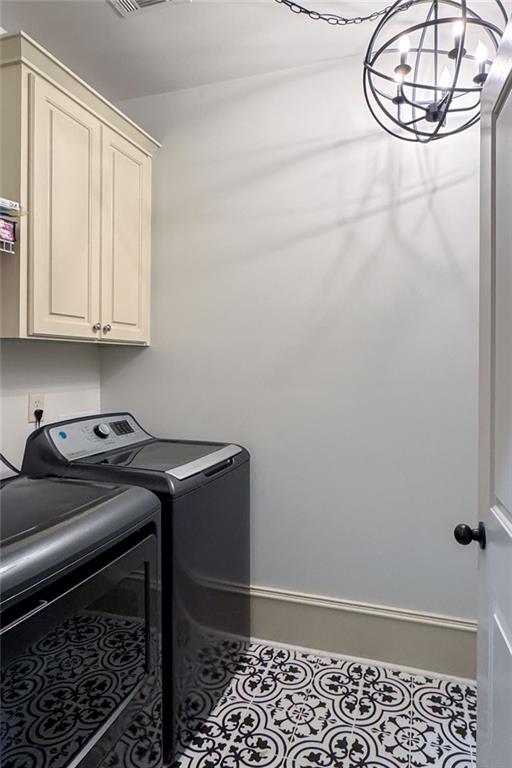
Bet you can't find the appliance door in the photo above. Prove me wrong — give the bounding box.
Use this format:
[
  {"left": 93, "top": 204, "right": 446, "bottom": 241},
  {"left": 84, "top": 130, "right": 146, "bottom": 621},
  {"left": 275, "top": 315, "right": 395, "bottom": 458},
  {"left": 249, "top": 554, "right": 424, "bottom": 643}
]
[{"left": 0, "top": 533, "right": 161, "bottom": 768}]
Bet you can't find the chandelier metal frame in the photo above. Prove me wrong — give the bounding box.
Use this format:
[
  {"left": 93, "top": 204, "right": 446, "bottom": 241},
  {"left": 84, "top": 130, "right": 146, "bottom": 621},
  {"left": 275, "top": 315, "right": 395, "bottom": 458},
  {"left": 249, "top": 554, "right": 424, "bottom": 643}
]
[
  {"left": 363, "top": 0, "right": 508, "bottom": 142},
  {"left": 276, "top": 0, "right": 509, "bottom": 141}
]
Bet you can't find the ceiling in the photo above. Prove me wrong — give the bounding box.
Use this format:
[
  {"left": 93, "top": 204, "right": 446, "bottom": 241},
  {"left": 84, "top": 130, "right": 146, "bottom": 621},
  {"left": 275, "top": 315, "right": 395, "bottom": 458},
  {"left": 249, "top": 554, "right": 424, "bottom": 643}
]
[{"left": 0, "top": 0, "right": 371, "bottom": 101}]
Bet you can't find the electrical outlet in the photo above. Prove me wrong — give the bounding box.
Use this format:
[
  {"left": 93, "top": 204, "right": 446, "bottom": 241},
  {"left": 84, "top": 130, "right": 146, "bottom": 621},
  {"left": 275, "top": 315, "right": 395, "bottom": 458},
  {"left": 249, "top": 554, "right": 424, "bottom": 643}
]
[{"left": 28, "top": 393, "right": 45, "bottom": 423}]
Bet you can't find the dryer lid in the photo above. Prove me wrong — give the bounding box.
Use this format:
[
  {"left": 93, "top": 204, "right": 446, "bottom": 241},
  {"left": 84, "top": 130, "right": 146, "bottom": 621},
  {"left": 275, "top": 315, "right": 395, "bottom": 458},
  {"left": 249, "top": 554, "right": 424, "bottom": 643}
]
[
  {"left": 0, "top": 476, "right": 123, "bottom": 546},
  {"left": 0, "top": 476, "right": 160, "bottom": 606}
]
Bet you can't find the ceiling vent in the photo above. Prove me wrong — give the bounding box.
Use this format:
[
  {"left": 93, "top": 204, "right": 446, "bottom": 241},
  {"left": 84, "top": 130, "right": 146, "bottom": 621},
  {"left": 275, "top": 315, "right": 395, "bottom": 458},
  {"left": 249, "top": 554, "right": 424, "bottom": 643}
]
[{"left": 108, "top": 0, "right": 172, "bottom": 18}]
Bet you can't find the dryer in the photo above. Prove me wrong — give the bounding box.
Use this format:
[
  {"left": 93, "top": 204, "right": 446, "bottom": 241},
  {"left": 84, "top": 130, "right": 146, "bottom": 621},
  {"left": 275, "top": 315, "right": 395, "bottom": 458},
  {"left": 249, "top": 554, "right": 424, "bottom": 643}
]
[
  {"left": 22, "top": 413, "right": 251, "bottom": 764},
  {"left": 0, "top": 458, "right": 162, "bottom": 767}
]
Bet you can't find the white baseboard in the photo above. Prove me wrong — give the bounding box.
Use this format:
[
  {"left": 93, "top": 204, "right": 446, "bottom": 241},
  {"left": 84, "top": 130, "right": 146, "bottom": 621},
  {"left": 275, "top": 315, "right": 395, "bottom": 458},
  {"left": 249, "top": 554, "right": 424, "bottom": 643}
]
[
  {"left": 250, "top": 636, "right": 476, "bottom": 685},
  {"left": 247, "top": 584, "right": 477, "bottom": 680}
]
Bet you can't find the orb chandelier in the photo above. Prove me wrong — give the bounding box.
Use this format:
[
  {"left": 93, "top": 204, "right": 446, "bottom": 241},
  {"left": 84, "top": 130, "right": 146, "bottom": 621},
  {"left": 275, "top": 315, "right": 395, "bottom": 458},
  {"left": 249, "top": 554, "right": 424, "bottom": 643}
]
[
  {"left": 276, "top": 0, "right": 509, "bottom": 142},
  {"left": 363, "top": 0, "right": 508, "bottom": 141}
]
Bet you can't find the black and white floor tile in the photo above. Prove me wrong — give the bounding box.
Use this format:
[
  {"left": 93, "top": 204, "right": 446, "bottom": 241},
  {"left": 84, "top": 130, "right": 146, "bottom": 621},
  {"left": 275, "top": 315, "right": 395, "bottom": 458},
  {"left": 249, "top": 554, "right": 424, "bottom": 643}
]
[{"left": 174, "top": 641, "right": 476, "bottom": 768}]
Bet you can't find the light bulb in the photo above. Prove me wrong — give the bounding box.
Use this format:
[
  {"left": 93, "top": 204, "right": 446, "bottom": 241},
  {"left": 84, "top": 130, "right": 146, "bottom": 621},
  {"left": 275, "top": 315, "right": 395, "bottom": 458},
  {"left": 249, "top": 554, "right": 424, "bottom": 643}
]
[
  {"left": 392, "top": 70, "right": 406, "bottom": 108},
  {"left": 476, "top": 40, "right": 488, "bottom": 63},
  {"left": 440, "top": 66, "right": 451, "bottom": 90},
  {"left": 398, "top": 35, "right": 411, "bottom": 54},
  {"left": 453, "top": 20, "right": 465, "bottom": 40}
]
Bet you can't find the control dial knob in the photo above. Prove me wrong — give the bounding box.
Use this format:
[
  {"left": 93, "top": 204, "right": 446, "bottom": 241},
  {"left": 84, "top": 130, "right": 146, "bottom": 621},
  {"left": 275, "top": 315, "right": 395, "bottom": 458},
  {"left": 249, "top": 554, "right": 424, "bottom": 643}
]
[{"left": 94, "top": 423, "right": 111, "bottom": 439}]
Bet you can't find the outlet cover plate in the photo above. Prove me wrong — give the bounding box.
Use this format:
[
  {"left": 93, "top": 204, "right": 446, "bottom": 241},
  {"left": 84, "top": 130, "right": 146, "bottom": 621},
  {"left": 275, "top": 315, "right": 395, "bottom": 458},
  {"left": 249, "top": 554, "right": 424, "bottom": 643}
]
[{"left": 28, "top": 393, "right": 45, "bottom": 423}]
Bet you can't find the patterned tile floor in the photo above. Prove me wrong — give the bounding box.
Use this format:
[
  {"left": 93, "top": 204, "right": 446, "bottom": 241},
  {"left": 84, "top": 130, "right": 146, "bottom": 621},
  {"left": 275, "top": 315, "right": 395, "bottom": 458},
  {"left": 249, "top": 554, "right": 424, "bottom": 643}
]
[{"left": 175, "top": 641, "right": 476, "bottom": 768}]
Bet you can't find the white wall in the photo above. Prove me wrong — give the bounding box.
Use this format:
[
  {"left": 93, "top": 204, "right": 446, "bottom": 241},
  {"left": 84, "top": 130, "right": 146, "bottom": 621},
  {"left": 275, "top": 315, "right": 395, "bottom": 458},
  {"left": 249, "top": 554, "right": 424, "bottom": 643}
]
[
  {"left": 1, "top": 340, "right": 101, "bottom": 467},
  {"left": 100, "top": 57, "right": 480, "bottom": 621}
]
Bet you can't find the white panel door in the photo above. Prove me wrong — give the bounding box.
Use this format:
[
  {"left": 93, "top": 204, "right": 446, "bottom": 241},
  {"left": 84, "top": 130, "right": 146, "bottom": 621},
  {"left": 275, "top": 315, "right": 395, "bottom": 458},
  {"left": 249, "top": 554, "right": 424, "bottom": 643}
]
[
  {"left": 477, "top": 21, "right": 512, "bottom": 768},
  {"left": 30, "top": 76, "right": 101, "bottom": 339},
  {"left": 101, "top": 127, "right": 151, "bottom": 344}
]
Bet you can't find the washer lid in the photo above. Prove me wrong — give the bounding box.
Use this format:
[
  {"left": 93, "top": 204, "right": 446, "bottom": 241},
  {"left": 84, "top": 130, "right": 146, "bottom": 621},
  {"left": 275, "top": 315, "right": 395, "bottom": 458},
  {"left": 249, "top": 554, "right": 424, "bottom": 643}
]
[
  {"left": 166, "top": 445, "right": 242, "bottom": 480},
  {"left": 81, "top": 439, "right": 241, "bottom": 479}
]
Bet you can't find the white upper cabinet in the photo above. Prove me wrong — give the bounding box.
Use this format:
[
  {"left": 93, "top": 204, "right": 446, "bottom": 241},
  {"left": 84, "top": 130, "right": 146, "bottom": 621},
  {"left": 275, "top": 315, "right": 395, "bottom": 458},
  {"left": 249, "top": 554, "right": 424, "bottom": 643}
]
[
  {"left": 0, "top": 32, "right": 160, "bottom": 345},
  {"left": 101, "top": 127, "right": 151, "bottom": 344},
  {"left": 30, "top": 76, "right": 101, "bottom": 339}
]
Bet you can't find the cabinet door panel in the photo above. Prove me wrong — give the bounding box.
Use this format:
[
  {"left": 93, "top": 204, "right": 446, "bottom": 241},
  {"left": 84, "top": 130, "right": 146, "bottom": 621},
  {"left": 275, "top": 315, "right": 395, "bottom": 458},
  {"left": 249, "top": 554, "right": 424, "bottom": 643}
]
[
  {"left": 101, "top": 127, "right": 151, "bottom": 344},
  {"left": 30, "top": 77, "right": 101, "bottom": 339}
]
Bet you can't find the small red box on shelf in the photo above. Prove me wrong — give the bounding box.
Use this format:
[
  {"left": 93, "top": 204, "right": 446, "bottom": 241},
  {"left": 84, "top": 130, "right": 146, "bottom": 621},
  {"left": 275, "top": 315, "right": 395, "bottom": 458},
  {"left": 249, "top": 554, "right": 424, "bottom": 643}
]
[{"left": 0, "top": 217, "right": 16, "bottom": 243}]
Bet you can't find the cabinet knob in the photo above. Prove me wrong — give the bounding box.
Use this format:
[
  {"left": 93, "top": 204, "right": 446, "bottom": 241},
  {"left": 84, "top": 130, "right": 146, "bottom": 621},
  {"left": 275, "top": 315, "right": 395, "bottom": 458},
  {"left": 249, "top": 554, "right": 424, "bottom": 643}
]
[
  {"left": 103, "top": 324, "right": 112, "bottom": 333},
  {"left": 92, "top": 322, "right": 101, "bottom": 331}
]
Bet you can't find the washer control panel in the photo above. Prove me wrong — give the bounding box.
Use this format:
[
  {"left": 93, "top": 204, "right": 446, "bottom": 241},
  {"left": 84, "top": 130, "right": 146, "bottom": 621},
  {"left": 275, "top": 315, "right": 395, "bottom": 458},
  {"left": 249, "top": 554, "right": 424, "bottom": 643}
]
[{"left": 48, "top": 414, "right": 150, "bottom": 461}]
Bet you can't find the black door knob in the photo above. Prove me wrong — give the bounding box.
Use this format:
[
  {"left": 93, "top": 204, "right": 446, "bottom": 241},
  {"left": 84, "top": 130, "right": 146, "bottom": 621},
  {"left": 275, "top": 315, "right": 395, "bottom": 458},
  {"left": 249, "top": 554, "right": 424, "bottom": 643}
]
[{"left": 454, "top": 522, "right": 486, "bottom": 550}]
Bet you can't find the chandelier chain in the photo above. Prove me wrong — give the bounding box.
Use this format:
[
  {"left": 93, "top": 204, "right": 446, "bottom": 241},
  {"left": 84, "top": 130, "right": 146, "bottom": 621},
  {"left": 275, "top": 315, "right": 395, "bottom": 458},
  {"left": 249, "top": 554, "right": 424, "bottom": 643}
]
[{"left": 275, "top": 0, "right": 414, "bottom": 26}]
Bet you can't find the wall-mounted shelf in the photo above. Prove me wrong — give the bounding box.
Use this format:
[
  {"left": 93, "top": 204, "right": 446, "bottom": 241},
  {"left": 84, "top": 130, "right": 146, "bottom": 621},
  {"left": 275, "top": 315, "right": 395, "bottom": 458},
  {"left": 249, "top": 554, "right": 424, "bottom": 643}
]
[{"left": 0, "top": 240, "right": 15, "bottom": 255}]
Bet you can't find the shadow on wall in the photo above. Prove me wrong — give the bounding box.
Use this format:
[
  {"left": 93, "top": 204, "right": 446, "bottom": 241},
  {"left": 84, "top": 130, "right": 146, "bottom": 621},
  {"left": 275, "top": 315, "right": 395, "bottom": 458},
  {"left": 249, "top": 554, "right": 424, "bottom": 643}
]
[
  {"left": 147, "top": 62, "right": 477, "bottom": 272},
  {"left": 150, "top": 85, "right": 478, "bottom": 326},
  {"left": 239, "top": 146, "right": 475, "bottom": 256},
  {"left": 101, "top": 59, "right": 480, "bottom": 627}
]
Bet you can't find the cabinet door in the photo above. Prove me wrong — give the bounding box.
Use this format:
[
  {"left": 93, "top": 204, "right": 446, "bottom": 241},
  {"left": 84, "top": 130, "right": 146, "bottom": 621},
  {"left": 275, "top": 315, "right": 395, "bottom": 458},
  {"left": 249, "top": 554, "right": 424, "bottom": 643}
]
[
  {"left": 101, "top": 127, "right": 151, "bottom": 344},
  {"left": 30, "top": 76, "right": 101, "bottom": 339}
]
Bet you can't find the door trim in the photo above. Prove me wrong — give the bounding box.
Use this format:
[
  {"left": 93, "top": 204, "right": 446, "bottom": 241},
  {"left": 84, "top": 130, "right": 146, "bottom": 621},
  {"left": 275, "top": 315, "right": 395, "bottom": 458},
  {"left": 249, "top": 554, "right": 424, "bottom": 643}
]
[{"left": 478, "top": 19, "right": 512, "bottom": 767}]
